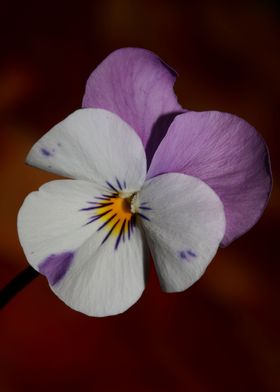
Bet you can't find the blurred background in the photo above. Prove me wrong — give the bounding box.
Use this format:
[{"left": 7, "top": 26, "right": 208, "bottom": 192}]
[{"left": 0, "top": 1, "right": 279, "bottom": 391}]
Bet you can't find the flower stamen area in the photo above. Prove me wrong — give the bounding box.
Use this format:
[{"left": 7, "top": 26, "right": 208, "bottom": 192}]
[{"left": 80, "top": 180, "right": 151, "bottom": 250}]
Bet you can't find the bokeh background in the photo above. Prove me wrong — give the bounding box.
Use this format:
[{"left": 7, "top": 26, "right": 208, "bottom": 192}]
[{"left": 1, "top": 1, "right": 279, "bottom": 391}]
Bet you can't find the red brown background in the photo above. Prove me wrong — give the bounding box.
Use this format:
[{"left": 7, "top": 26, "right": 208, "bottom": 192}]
[{"left": 0, "top": 1, "right": 279, "bottom": 391}]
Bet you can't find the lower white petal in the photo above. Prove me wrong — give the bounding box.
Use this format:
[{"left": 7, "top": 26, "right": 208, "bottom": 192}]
[
  {"left": 139, "top": 173, "right": 226, "bottom": 292},
  {"left": 18, "top": 179, "right": 149, "bottom": 316},
  {"left": 52, "top": 225, "right": 148, "bottom": 317}
]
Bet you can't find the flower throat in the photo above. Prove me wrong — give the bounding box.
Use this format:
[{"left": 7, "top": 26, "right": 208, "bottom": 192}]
[{"left": 80, "top": 181, "right": 151, "bottom": 250}]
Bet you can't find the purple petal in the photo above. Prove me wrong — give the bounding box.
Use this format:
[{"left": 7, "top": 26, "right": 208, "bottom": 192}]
[
  {"left": 147, "top": 111, "right": 272, "bottom": 246},
  {"left": 82, "top": 48, "right": 182, "bottom": 163},
  {"left": 39, "top": 251, "right": 75, "bottom": 285}
]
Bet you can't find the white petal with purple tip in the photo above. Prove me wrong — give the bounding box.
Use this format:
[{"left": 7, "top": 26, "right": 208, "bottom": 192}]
[
  {"left": 26, "top": 108, "right": 147, "bottom": 193},
  {"left": 18, "top": 179, "right": 149, "bottom": 316},
  {"left": 139, "top": 173, "right": 226, "bottom": 292}
]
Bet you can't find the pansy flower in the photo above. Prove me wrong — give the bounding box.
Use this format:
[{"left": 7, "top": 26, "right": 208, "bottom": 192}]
[{"left": 17, "top": 48, "right": 272, "bottom": 317}]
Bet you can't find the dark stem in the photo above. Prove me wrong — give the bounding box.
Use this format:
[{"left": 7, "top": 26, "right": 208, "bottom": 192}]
[{"left": 0, "top": 266, "right": 39, "bottom": 309}]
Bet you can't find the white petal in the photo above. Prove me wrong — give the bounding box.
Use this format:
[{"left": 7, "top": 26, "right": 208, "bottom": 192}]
[
  {"left": 26, "top": 108, "right": 147, "bottom": 192},
  {"left": 18, "top": 179, "right": 149, "bottom": 317},
  {"left": 52, "top": 224, "right": 149, "bottom": 317},
  {"left": 139, "top": 173, "right": 226, "bottom": 292},
  {"left": 18, "top": 180, "right": 106, "bottom": 270}
]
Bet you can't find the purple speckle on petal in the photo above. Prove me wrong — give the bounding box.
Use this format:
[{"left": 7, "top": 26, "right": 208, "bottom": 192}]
[
  {"left": 178, "top": 249, "right": 197, "bottom": 261},
  {"left": 179, "top": 251, "right": 187, "bottom": 259},
  {"left": 40, "top": 148, "right": 53, "bottom": 157},
  {"left": 187, "top": 250, "right": 196, "bottom": 257},
  {"left": 39, "top": 251, "right": 75, "bottom": 285}
]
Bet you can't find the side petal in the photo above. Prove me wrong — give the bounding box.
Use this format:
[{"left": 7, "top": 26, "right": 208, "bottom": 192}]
[
  {"left": 139, "top": 173, "right": 225, "bottom": 292},
  {"left": 27, "top": 108, "right": 146, "bottom": 192},
  {"left": 17, "top": 179, "right": 149, "bottom": 317},
  {"left": 18, "top": 180, "right": 107, "bottom": 272},
  {"left": 147, "top": 111, "right": 272, "bottom": 246},
  {"left": 82, "top": 48, "right": 182, "bottom": 156}
]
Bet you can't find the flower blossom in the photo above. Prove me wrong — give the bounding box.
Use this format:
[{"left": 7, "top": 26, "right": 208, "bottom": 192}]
[{"left": 17, "top": 48, "right": 272, "bottom": 317}]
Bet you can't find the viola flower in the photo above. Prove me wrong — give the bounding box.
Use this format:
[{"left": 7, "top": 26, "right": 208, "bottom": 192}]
[{"left": 17, "top": 48, "right": 272, "bottom": 317}]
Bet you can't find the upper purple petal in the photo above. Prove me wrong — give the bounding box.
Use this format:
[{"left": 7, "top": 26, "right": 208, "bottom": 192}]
[
  {"left": 82, "top": 48, "right": 182, "bottom": 162},
  {"left": 147, "top": 111, "right": 272, "bottom": 246}
]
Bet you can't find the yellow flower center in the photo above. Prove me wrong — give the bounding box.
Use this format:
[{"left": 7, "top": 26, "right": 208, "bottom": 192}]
[
  {"left": 97, "top": 194, "right": 135, "bottom": 236},
  {"left": 81, "top": 185, "right": 150, "bottom": 250}
]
